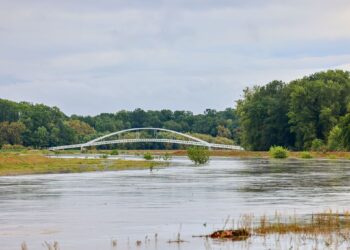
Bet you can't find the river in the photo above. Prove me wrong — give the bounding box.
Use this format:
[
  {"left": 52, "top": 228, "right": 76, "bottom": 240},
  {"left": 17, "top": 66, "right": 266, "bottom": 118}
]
[{"left": 1, "top": 157, "right": 350, "bottom": 249}]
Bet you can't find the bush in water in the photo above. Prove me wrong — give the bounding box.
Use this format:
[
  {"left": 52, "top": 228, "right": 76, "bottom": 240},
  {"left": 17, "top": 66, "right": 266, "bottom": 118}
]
[
  {"left": 269, "top": 146, "right": 288, "bottom": 159},
  {"left": 187, "top": 147, "right": 210, "bottom": 165}
]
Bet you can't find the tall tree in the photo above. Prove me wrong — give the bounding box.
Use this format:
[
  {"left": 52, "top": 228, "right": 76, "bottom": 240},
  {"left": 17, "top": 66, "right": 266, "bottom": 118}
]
[
  {"left": 237, "top": 81, "right": 293, "bottom": 150},
  {"left": 288, "top": 70, "right": 350, "bottom": 149},
  {"left": 0, "top": 122, "right": 26, "bottom": 146}
]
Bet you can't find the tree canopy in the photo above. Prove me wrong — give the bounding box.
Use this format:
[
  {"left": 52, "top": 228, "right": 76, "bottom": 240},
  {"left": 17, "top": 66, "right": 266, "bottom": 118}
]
[
  {"left": 0, "top": 99, "right": 239, "bottom": 149},
  {"left": 237, "top": 70, "right": 350, "bottom": 151}
]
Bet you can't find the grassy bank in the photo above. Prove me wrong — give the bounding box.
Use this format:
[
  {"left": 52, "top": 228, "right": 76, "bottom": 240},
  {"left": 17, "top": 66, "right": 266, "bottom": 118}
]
[{"left": 0, "top": 152, "right": 165, "bottom": 176}]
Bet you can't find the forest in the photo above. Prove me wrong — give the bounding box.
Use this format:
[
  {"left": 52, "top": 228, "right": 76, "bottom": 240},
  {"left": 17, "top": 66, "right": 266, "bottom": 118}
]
[
  {"left": 0, "top": 99, "right": 239, "bottom": 149},
  {"left": 1, "top": 69, "right": 350, "bottom": 151},
  {"left": 237, "top": 70, "right": 350, "bottom": 151}
]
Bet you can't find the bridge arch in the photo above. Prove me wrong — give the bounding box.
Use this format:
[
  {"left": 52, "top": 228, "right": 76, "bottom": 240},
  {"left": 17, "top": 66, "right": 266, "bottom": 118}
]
[
  {"left": 48, "top": 127, "right": 244, "bottom": 151},
  {"left": 85, "top": 127, "right": 211, "bottom": 147}
]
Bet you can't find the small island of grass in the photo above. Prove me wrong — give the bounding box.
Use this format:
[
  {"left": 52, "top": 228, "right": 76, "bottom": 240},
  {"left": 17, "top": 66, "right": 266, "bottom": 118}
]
[{"left": 0, "top": 152, "right": 165, "bottom": 176}]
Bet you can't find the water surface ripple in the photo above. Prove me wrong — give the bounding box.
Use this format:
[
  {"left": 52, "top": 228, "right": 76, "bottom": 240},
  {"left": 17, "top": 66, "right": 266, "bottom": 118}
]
[{"left": 1, "top": 158, "right": 350, "bottom": 249}]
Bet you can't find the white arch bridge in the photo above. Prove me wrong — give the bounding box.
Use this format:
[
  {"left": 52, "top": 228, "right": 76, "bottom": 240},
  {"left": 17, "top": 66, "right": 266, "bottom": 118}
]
[{"left": 48, "top": 127, "right": 244, "bottom": 151}]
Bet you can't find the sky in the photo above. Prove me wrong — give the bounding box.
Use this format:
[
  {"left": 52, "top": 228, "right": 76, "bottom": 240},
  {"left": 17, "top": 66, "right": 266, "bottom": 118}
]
[{"left": 1, "top": 0, "right": 350, "bottom": 115}]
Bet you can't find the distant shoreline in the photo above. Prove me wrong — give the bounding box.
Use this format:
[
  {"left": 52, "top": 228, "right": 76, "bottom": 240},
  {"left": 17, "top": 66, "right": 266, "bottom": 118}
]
[
  {"left": 1, "top": 149, "right": 349, "bottom": 177},
  {"left": 50, "top": 149, "right": 350, "bottom": 160}
]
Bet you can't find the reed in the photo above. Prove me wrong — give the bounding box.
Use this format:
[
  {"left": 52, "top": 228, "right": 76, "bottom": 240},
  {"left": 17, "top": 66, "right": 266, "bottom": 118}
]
[
  {"left": 204, "top": 210, "right": 350, "bottom": 246},
  {"left": 254, "top": 210, "right": 350, "bottom": 235}
]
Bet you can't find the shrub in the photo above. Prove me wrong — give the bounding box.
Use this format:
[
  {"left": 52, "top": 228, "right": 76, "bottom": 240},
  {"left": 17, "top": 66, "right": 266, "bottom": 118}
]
[
  {"left": 111, "top": 149, "right": 119, "bottom": 155},
  {"left": 300, "top": 151, "right": 312, "bottom": 159},
  {"left": 328, "top": 154, "right": 337, "bottom": 160},
  {"left": 187, "top": 147, "right": 210, "bottom": 165},
  {"left": 162, "top": 153, "right": 172, "bottom": 161},
  {"left": 0, "top": 144, "right": 26, "bottom": 152},
  {"left": 100, "top": 154, "right": 109, "bottom": 159},
  {"left": 143, "top": 152, "right": 154, "bottom": 160},
  {"left": 311, "top": 139, "right": 326, "bottom": 152},
  {"left": 269, "top": 146, "right": 288, "bottom": 159}
]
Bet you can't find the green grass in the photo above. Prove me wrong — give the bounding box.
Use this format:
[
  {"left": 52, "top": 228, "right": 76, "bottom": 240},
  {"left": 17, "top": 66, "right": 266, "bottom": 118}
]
[
  {"left": 0, "top": 152, "right": 165, "bottom": 176},
  {"left": 300, "top": 151, "right": 313, "bottom": 159},
  {"left": 327, "top": 154, "right": 337, "bottom": 160}
]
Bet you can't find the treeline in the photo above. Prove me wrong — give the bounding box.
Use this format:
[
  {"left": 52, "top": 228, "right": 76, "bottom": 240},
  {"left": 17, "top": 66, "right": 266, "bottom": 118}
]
[
  {"left": 2, "top": 69, "right": 350, "bottom": 151},
  {"left": 0, "top": 99, "right": 239, "bottom": 149},
  {"left": 237, "top": 70, "right": 350, "bottom": 151}
]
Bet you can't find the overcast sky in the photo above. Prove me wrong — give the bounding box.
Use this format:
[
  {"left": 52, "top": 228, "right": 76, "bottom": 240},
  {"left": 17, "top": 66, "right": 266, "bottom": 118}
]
[{"left": 1, "top": 0, "right": 350, "bottom": 115}]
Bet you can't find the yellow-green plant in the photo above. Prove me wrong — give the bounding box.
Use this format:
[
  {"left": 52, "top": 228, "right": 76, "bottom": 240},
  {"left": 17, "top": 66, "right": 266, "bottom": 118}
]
[
  {"left": 269, "top": 146, "right": 288, "bottom": 159},
  {"left": 300, "top": 151, "right": 312, "bottom": 159},
  {"left": 143, "top": 152, "right": 154, "bottom": 160},
  {"left": 187, "top": 147, "right": 210, "bottom": 165}
]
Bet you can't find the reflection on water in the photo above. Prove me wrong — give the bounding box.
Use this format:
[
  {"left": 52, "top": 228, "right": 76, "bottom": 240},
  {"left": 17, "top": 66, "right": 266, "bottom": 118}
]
[{"left": 1, "top": 158, "right": 350, "bottom": 249}]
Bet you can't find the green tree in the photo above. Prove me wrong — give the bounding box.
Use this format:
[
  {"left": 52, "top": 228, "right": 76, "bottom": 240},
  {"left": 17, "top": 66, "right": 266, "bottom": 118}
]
[
  {"left": 32, "top": 126, "right": 49, "bottom": 148},
  {"left": 237, "top": 81, "right": 293, "bottom": 150},
  {"left": 163, "top": 120, "right": 182, "bottom": 131},
  {"left": 0, "top": 121, "right": 26, "bottom": 146},
  {"left": 311, "top": 139, "right": 325, "bottom": 152},
  {"left": 288, "top": 70, "right": 350, "bottom": 149},
  {"left": 327, "top": 126, "right": 343, "bottom": 151},
  {"left": 217, "top": 125, "right": 231, "bottom": 138},
  {"left": 339, "top": 113, "right": 350, "bottom": 150},
  {"left": 66, "top": 119, "right": 96, "bottom": 142},
  {"left": 0, "top": 99, "right": 21, "bottom": 122}
]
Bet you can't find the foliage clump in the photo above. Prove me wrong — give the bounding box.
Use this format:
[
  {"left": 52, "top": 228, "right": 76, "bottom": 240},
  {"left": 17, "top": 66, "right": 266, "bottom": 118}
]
[
  {"left": 327, "top": 125, "right": 344, "bottom": 151},
  {"left": 162, "top": 153, "right": 172, "bottom": 161},
  {"left": 269, "top": 146, "right": 288, "bottom": 159},
  {"left": 110, "top": 149, "right": 119, "bottom": 155},
  {"left": 311, "top": 139, "right": 326, "bottom": 152},
  {"left": 0, "top": 144, "right": 26, "bottom": 152},
  {"left": 100, "top": 154, "right": 109, "bottom": 159},
  {"left": 187, "top": 147, "right": 210, "bottom": 165},
  {"left": 143, "top": 152, "right": 154, "bottom": 160},
  {"left": 300, "top": 151, "right": 312, "bottom": 159}
]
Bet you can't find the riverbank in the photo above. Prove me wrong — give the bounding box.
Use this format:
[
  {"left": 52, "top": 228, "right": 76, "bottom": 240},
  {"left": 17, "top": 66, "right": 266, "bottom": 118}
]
[
  {"left": 1, "top": 149, "right": 349, "bottom": 177},
  {"left": 0, "top": 152, "right": 165, "bottom": 176},
  {"left": 48, "top": 149, "right": 350, "bottom": 160}
]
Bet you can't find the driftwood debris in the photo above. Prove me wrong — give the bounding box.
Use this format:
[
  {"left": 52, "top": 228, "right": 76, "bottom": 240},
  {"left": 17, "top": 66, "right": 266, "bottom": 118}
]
[{"left": 194, "top": 229, "right": 250, "bottom": 241}]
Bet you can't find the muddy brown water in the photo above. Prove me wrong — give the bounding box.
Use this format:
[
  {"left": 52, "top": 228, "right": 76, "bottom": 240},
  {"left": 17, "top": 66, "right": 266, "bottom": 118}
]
[{"left": 1, "top": 157, "right": 350, "bottom": 249}]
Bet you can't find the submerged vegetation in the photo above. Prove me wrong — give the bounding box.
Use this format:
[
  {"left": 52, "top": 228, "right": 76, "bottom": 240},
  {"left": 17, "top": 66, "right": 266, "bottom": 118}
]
[
  {"left": 269, "top": 146, "right": 289, "bottom": 159},
  {"left": 143, "top": 152, "right": 154, "bottom": 160},
  {"left": 187, "top": 147, "right": 210, "bottom": 165}
]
